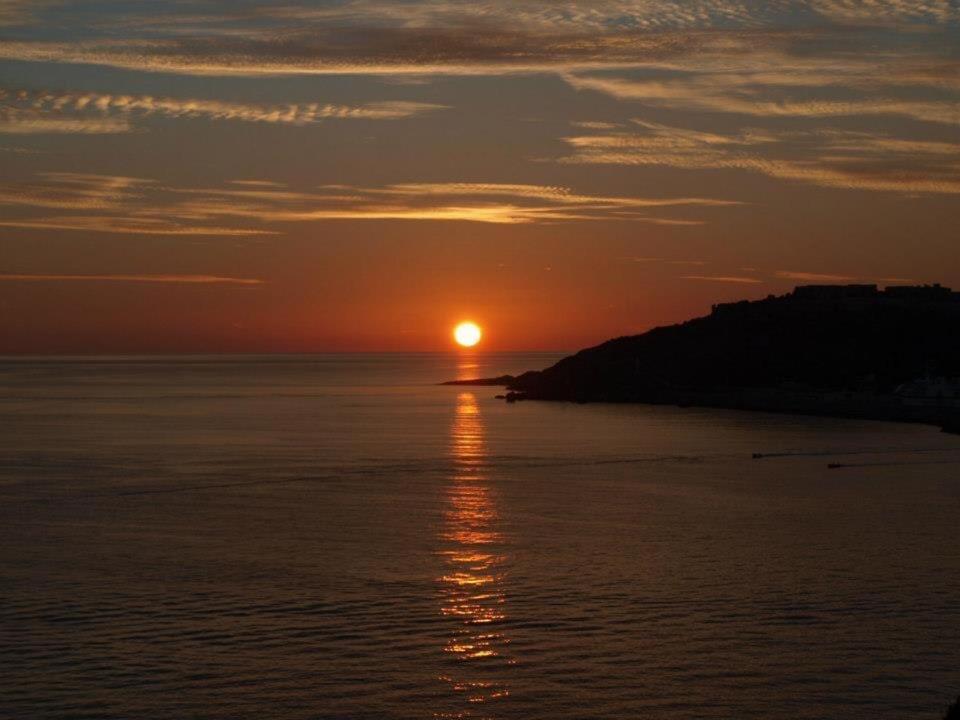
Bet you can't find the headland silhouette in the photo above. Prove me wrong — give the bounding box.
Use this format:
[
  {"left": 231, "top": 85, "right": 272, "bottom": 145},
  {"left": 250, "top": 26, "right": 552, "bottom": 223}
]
[{"left": 446, "top": 284, "right": 960, "bottom": 433}]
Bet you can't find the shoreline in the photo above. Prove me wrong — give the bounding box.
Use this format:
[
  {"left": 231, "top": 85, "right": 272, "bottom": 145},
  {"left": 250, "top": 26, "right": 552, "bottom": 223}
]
[
  {"left": 443, "top": 377, "right": 960, "bottom": 435},
  {"left": 444, "top": 283, "right": 960, "bottom": 436}
]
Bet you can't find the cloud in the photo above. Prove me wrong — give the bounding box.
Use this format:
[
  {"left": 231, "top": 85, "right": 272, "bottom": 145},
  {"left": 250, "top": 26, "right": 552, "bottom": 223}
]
[
  {"left": 0, "top": 173, "right": 151, "bottom": 210},
  {"left": 0, "top": 1, "right": 955, "bottom": 79},
  {"left": 0, "top": 216, "right": 274, "bottom": 235},
  {"left": 48, "top": 1, "right": 960, "bottom": 39},
  {"left": 774, "top": 270, "right": 858, "bottom": 282},
  {"left": 163, "top": 181, "right": 740, "bottom": 225},
  {"left": 0, "top": 174, "right": 742, "bottom": 233},
  {"left": 689, "top": 269, "right": 928, "bottom": 285},
  {"left": 0, "top": 109, "right": 133, "bottom": 134},
  {"left": 562, "top": 72, "right": 960, "bottom": 125},
  {"left": 0, "top": 273, "right": 264, "bottom": 284},
  {"left": 571, "top": 121, "right": 621, "bottom": 130},
  {"left": 0, "top": 173, "right": 261, "bottom": 235},
  {"left": 375, "top": 182, "right": 741, "bottom": 208},
  {"left": 681, "top": 275, "right": 764, "bottom": 283},
  {"left": 0, "top": 89, "right": 445, "bottom": 134},
  {"left": 810, "top": 0, "right": 959, "bottom": 25},
  {"left": 559, "top": 120, "right": 960, "bottom": 194},
  {"left": 230, "top": 180, "right": 287, "bottom": 188},
  {"left": 0, "top": 36, "right": 653, "bottom": 77},
  {"left": 0, "top": 172, "right": 158, "bottom": 210},
  {"left": 625, "top": 256, "right": 708, "bottom": 265}
]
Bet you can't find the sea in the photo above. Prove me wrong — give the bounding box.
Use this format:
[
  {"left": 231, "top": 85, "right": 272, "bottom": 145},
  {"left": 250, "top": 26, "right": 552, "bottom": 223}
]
[{"left": 1, "top": 353, "right": 959, "bottom": 720}]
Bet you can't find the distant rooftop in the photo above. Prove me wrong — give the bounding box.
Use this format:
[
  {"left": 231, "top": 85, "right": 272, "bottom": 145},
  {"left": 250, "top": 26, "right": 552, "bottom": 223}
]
[
  {"left": 792, "top": 283, "right": 955, "bottom": 301},
  {"left": 711, "top": 283, "right": 959, "bottom": 315}
]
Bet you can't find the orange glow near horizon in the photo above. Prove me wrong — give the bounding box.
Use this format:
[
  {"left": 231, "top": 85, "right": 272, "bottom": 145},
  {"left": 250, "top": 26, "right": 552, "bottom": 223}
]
[
  {"left": 3, "top": 3, "right": 958, "bottom": 355},
  {"left": 453, "top": 322, "right": 483, "bottom": 348}
]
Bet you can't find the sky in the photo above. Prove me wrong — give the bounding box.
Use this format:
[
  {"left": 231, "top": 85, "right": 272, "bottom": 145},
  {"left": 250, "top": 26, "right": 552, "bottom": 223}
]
[{"left": 0, "top": 0, "right": 958, "bottom": 353}]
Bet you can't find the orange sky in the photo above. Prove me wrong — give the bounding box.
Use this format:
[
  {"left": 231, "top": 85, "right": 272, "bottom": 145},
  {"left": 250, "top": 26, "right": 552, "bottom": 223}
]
[{"left": 0, "top": 1, "right": 958, "bottom": 352}]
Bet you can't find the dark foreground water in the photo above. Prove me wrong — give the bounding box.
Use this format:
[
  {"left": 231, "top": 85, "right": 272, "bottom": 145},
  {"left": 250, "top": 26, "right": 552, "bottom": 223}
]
[{"left": 1, "top": 353, "right": 959, "bottom": 720}]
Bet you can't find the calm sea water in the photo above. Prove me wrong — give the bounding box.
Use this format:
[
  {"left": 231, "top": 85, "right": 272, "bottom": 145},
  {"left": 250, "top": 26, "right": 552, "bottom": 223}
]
[{"left": 1, "top": 353, "right": 959, "bottom": 720}]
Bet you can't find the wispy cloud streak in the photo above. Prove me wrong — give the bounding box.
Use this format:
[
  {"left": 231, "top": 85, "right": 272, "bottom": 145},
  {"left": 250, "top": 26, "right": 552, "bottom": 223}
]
[
  {"left": 563, "top": 73, "right": 960, "bottom": 125},
  {"left": 0, "top": 174, "right": 742, "bottom": 234},
  {"left": 560, "top": 120, "right": 960, "bottom": 194},
  {"left": 0, "top": 216, "right": 274, "bottom": 235},
  {"left": 0, "top": 109, "right": 132, "bottom": 134},
  {"left": 163, "top": 181, "right": 740, "bottom": 225},
  {"left": 0, "top": 273, "right": 264, "bottom": 284},
  {"left": 774, "top": 271, "right": 858, "bottom": 282},
  {"left": 0, "top": 89, "right": 445, "bottom": 133},
  {"left": 681, "top": 275, "right": 763, "bottom": 283}
]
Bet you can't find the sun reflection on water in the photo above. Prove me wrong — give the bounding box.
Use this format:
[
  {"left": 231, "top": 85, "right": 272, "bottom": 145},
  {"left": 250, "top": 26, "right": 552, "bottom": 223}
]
[{"left": 436, "top": 390, "right": 513, "bottom": 715}]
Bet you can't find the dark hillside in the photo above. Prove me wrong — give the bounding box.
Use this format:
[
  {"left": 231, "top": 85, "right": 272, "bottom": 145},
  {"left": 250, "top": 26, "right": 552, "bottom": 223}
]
[{"left": 509, "top": 285, "right": 960, "bottom": 402}]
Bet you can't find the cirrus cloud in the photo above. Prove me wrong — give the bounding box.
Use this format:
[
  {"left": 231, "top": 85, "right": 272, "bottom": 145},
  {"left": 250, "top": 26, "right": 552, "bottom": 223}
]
[
  {"left": 0, "top": 273, "right": 264, "bottom": 285},
  {"left": 559, "top": 119, "right": 960, "bottom": 194},
  {"left": 0, "top": 173, "right": 743, "bottom": 235},
  {"left": 0, "top": 88, "right": 446, "bottom": 134}
]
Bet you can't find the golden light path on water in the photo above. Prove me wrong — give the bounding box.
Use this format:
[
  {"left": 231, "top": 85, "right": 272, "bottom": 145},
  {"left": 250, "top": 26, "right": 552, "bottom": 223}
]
[{"left": 436, "top": 375, "right": 514, "bottom": 716}]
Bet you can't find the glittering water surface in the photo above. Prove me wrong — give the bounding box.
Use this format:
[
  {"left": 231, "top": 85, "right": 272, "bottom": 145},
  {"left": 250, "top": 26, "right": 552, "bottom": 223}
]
[{"left": 1, "top": 353, "right": 959, "bottom": 720}]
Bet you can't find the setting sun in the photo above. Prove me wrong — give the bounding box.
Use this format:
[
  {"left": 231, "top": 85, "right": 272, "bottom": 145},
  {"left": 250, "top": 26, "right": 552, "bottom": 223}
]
[{"left": 453, "top": 322, "right": 482, "bottom": 348}]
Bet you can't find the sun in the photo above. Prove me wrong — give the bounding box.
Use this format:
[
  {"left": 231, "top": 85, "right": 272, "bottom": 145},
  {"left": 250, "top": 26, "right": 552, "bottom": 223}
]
[{"left": 453, "top": 321, "right": 482, "bottom": 348}]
